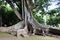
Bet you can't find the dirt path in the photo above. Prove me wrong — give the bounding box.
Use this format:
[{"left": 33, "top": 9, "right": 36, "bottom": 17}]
[
  {"left": 0, "top": 33, "right": 60, "bottom": 40},
  {"left": 0, "top": 37, "right": 17, "bottom": 40},
  {"left": 0, "top": 35, "right": 60, "bottom": 40},
  {"left": 0, "top": 35, "right": 18, "bottom": 40}
]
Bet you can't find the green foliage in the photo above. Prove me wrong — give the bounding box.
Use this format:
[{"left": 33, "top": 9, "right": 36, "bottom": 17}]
[
  {"left": 34, "top": 15, "right": 44, "bottom": 24},
  {"left": 0, "top": 1, "right": 20, "bottom": 26},
  {"left": 47, "top": 14, "right": 60, "bottom": 27},
  {"left": 33, "top": 0, "right": 60, "bottom": 27}
]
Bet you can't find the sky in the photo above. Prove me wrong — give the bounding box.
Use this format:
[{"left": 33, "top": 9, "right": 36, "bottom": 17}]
[
  {"left": 48, "top": 0, "right": 60, "bottom": 10},
  {"left": 43, "top": 0, "right": 60, "bottom": 12},
  {"left": 36, "top": 0, "right": 60, "bottom": 16}
]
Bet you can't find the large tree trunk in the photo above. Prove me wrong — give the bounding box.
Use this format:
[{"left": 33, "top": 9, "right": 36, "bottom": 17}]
[
  {"left": 10, "top": 0, "right": 49, "bottom": 36},
  {"left": 24, "top": 0, "right": 50, "bottom": 35},
  {"left": 5, "top": 0, "right": 50, "bottom": 37}
]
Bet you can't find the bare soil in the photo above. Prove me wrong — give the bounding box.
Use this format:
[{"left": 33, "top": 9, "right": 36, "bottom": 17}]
[{"left": 0, "top": 34, "right": 60, "bottom": 40}]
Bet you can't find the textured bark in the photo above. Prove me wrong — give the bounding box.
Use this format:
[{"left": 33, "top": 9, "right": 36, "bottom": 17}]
[
  {"left": 49, "top": 27, "right": 60, "bottom": 35},
  {"left": 22, "top": 0, "right": 25, "bottom": 19},
  {"left": 24, "top": 0, "right": 50, "bottom": 35}
]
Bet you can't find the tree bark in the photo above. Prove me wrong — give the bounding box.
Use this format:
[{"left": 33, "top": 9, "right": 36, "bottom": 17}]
[{"left": 24, "top": 0, "right": 50, "bottom": 35}]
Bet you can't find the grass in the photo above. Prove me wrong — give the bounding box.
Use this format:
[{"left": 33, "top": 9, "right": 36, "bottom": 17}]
[
  {"left": 0, "top": 32, "right": 11, "bottom": 37},
  {"left": 19, "top": 35, "right": 59, "bottom": 40},
  {"left": 0, "top": 32, "right": 59, "bottom": 40}
]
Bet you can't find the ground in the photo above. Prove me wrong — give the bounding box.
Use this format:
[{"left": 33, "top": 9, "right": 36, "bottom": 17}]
[{"left": 0, "top": 32, "right": 60, "bottom": 40}]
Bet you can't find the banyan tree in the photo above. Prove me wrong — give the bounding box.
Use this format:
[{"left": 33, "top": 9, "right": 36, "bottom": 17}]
[{"left": 1, "top": 0, "right": 52, "bottom": 37}]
